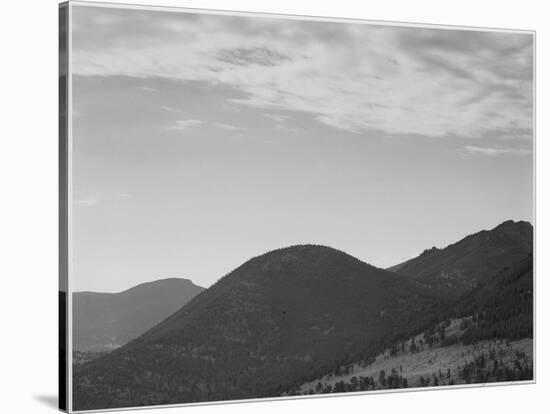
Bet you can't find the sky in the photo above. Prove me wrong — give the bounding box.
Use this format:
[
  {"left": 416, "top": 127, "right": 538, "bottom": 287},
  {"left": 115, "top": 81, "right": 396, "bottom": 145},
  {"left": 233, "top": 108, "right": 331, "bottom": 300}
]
[{"left": 70, "top": 4, "right": 534, "bottom": 292}]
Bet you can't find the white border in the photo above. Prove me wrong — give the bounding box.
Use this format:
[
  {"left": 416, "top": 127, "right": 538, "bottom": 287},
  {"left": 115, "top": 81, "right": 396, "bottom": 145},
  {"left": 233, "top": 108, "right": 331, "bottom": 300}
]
[
  {"left": 73, "top": 380, "right": 535, "bottom": 414},
  {"left": 64, "top": 1, "right": 536, "bottom": 412}
]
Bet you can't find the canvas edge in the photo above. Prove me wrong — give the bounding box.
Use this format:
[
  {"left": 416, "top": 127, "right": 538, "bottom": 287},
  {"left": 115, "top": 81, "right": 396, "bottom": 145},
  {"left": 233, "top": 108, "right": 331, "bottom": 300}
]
[
  {"left": 66, "top": 0, "right": 535, "bottom": 34},
  {"left": 61, "top": 1, "right": 537, "bottom": 412},
  {"left": 59, "top": 1, "right": 70, "bottom": 412},
  {"left": 70, "top": 380, "right": 536, "bottom": 414}
]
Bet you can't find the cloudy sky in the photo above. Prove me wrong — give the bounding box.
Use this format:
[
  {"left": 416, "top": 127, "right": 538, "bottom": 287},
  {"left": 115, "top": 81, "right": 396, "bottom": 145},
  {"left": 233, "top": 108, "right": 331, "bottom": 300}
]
[{"left": 70, "top": 4, "right": 533, "bottom": 292}]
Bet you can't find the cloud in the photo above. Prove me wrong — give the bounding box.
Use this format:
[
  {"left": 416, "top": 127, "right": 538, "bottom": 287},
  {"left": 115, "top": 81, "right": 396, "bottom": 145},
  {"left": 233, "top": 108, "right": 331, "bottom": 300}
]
[
  {"left": 463, "top": 145, "right": 532, "bottom": 156},
  {"left": 71, "top": 6, "right": 533, "bottom": 140},
  {"left": 264, "top": 113, "right": 289, "bottom": 124},
  {"left": 215, "top": 123, "right": 244, "bottom": 131},
  {"left": 166, "top": 119, "right": 203, "bottom": 131},
  {"left": 75, "top": 197, "right": 99, "bottom": 206},
  {"left": 217, "top": 47, "right": 289, "bottom": 67},
  {"left": 160, "top": 105, "right": 185, "bottom": 113}
]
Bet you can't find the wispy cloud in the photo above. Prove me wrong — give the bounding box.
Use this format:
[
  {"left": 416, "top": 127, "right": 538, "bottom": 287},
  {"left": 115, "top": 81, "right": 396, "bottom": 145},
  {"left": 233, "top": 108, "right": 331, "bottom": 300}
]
[
  {"left": 72, "top": 7, "right": 533, "bottom": 140},
  {"left": 463, "top": 145, "right": 532, "bottom": 156},
  {"left": 75, "top": 197, "right": 99, "bottom": 206},
  {"left": 215, "top": 122, "right": 244, "bottom": 131},
  {"left": 160, "top": 105, "right": 185, "bottom": 113},
  {"left": 264, "top": 113, "right": 289, "bottom": 124},
  {"left": 166, "top": 119, "right": 203, "bottom": 131},
  {"left": 217, "top": 47, "right": 289, "bottom": 67}
]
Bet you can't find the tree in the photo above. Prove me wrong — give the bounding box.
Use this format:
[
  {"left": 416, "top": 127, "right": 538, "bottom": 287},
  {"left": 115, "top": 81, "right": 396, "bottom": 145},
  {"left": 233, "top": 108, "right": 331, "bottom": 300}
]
[
  {"left": 333, "top": 381, "right": 346, "bottom": 393},
  {"left": 378, "top": 370, "right": 386, "bottom": 388}
]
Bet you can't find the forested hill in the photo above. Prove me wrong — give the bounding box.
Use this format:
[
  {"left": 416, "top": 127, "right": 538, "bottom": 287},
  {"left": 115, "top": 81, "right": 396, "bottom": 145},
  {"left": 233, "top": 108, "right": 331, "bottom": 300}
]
[{"left": 73, "top": 245, "right": 442, "bottom": 410}]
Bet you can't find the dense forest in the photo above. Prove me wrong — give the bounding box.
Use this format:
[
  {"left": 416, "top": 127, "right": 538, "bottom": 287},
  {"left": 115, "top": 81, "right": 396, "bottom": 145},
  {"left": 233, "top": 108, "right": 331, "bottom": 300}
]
[{"left": 450, "top": 254, "right": 533, "bottom": 344}]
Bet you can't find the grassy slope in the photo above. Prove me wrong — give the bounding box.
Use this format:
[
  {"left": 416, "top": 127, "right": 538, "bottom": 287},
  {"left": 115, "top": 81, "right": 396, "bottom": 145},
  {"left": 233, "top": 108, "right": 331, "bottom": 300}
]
[{"left": 299, "top": 318, "right": 533, "bottom": 393}]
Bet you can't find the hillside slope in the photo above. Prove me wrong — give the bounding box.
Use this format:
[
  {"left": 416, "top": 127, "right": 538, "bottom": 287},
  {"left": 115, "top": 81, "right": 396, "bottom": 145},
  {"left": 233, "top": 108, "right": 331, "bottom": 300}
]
[
  {"left": 73, "top": 245, "right": 442, "bottom": 410},
  {"left": 296, "top": 253, "right": 533, "bottom": 394},
  {"left": 73, "top": 278, "right": 205, "bottom": 351},
  {"left": 298, "top": 325, "right": 532, "bottom": 395},
  {"left": 389, "top": 220, "right": 532, "bottom": 297}
]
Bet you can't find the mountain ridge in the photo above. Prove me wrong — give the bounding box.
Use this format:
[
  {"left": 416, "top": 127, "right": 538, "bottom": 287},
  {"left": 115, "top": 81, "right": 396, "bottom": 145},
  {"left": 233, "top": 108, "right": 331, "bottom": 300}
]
[
  {"left": 73, "top": 277, "right": 205, "bottom": 351},
  {"left": 388, "top": 220, "right": 532, "bottom": 272},
  {"left": 75, "top": 277, "right": 199, "bottom": 295},
  {"left": 386, "top": 220, "right": 532, "bottom": 296}
]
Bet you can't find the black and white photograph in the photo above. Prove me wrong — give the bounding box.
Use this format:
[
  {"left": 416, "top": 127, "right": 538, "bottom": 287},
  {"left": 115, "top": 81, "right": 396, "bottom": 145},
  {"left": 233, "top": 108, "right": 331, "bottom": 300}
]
[{"left": 59, "top": 1, "right": 534, "bottom": 412}]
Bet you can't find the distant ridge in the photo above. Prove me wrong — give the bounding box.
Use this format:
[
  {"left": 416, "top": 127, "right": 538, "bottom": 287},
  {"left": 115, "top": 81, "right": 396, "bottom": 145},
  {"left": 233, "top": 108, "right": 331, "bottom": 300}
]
[
  {"left": 73, "top": 278, "right": 205, "bottom": 351},
  {"left": 388, "top": 220, "right": 532, "bottom": 296},
  {"left": 76, "top": 277, "right": 197, "bottom": 295}
]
